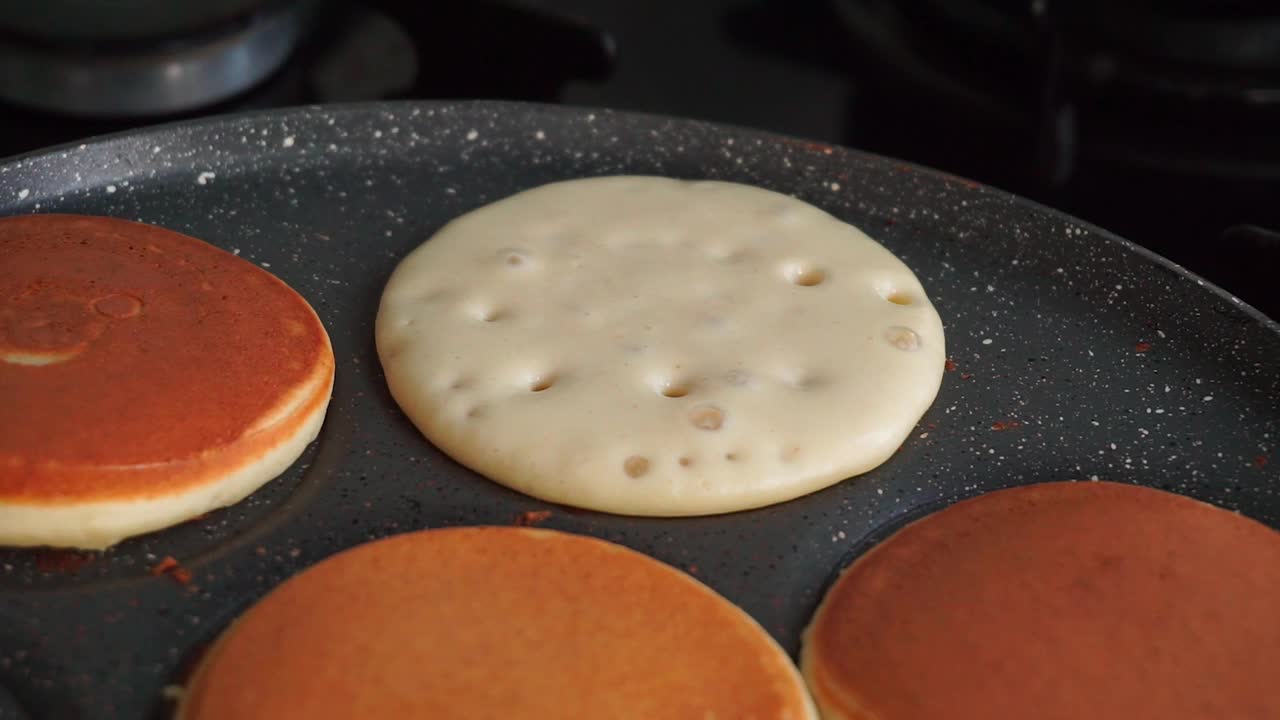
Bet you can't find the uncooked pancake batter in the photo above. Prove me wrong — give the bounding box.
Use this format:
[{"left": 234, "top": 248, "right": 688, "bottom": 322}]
[{"left": 377, "top": 176, "right": 945, "bottom": 515}]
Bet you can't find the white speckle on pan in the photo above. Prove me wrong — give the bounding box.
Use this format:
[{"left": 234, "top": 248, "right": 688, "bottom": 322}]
[
  {"left": 106, "top": 185, "right": 116, "bottom": 193},
  {"left": 535, "top": 130, "right": 546, "bottom": 140},
  {"left": 373, "top": 130, "right": 383, "bottom": 139},
  {"left": 153, "top": 146, "right": 161, "bottom": 153},
  {"left": 231, "top": 248, "right": 241, "bottom": 255},
  {"left": 16, "top": 188, "right": 28, "bottom": 199},
  {"left": 282, "top": 136, "right": 295, "bottom": 148},
  {"left": 1203, "top": 395, "right": 1214, "bottom": 402},
  {"left": 196, "top": 171, "right": 216, "bottom": 185},
  {"left": 466, "top": 129, "right": 479, "bottom": 141},
  {"left": 829, "top": 182, "right": 841, "bottom": 191},
  {"left": 981, "top": 338, "right": 993, "bottom": 345},
  {"left": 261, "top": 262, "right": 271, "bottom": 268}
]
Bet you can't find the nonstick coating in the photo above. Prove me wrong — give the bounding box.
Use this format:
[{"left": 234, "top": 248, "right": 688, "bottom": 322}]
[{"left": 0, "top": 101, "right": 1277, "bottom": 719}]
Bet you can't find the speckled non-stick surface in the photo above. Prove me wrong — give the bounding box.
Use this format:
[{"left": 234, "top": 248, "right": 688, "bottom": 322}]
[{"left": 0, "top": 101, "right": 1277, "bottom": 719}]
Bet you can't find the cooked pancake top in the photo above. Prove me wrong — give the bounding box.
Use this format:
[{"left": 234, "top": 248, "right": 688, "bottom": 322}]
[
  {"left": 180, "top": 526, "right": 815, "bottom": 719},
  {"left": 804, "top": 480, "right": 1280, "bottom": 720},
  {"left": 0, "top": 214, "right": 330, "bottom": 500}
]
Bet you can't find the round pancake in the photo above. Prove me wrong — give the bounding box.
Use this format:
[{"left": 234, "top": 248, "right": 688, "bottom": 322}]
[
  {"left": 178, "top": 526, "right": 817, "bottom": 719},
  {"left": 376, "top": 176, "right": 945, "bottom": 516},
  {"left": 0, "top": 214, "right": 334, "bottom": 549},
  {"left": 801, "top": 480, "right": 1280, "bottom": 720}
]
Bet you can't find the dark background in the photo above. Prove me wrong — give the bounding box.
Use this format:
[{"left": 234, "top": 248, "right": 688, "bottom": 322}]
[{"left": 0, "top": 0, "right": 1277, "bottom": 318}]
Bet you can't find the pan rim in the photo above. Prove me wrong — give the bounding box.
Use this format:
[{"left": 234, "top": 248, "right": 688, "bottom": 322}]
[{"left": 0, "top": 98, "right": 1275, "bottom": 335}]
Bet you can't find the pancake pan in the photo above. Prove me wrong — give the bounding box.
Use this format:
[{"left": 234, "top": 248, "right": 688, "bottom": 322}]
[{"left": 0, "top": 101, "right": 1276, "bottom": 718}]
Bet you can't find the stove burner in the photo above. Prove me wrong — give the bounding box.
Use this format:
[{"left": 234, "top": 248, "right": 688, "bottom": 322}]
[
  {"left": 822, "top": 0, "right": 1280, "bottom": 189},
  {"left": 0, "top": 2, "right": 310, "bottom": 117},
  {"left": 727, "top": 0, "right": 1280, "bottom": 318},
  {"left": 0, "top": 1, "right": 615, "bottom": 158}
]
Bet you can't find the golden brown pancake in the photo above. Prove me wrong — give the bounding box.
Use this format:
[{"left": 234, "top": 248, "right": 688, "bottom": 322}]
[
  {"left": 179, "top": 526, "right": 817, "bottom": 719},
  {"left": 0, "top": 214, "right": 334, "bottom": 549},
  {"left": 801, "top": 480, "right": 1280, "bottom": 720}
]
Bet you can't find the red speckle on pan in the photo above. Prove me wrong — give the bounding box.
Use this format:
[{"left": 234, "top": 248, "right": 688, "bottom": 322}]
[
  {"left": 1256, "top": 455, "right": 1270, "bottom": 470},
  {"left": 960, "top": 373, "right": 974, "bottom": 380},
  {"left": 991, "top": 421, "right": 1022, "bottom": 431},
  {"left": 513, "top": 510, "right": 553, "bottom": 527},
  {"left": 151, "top": 556, "right": 192, "bottom": 585},
  {"left": 34, "top": 550, "right": 94, "bottom": 574},
  {"left": 945, "top": 358, "right": 958, "bottom": 372},
  {"left": 945, "top": 173, "right": 982, "bottom": 189},
  {"left": 1135, "top": 342, "right": 1153, "bottom": 353},
  {"left": 780, "top": 138, "right": 834, "bottom": 155}
]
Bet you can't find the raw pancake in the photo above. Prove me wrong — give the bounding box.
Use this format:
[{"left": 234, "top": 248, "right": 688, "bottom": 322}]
[
  {"left": 177, "top": 526, "right": 818, "bottom": 719},
  {"left": 376, "top": 176, "right": 945, "bottom": 515},
  {"left": 801, "top": 480, "right": 1280, "bottom": 720},
  {"left": 0, "top": 214, "right": 334, "bottom": 549}
]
